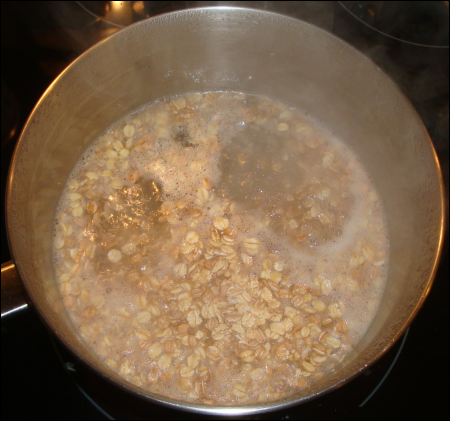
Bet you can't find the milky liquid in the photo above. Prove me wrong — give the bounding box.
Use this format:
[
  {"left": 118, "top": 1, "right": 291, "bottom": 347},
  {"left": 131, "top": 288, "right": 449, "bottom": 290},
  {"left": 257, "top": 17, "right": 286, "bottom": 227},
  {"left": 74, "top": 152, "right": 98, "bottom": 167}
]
[{"left": 53, "top": 92, "right": 389, "bottom": 405}]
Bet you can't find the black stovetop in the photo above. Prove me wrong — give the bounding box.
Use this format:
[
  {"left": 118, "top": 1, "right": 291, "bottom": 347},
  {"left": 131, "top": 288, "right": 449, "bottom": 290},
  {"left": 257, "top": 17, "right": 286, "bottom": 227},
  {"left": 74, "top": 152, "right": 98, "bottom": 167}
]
[{"left": 1, "top": 2, "right": 448, "bottom": 419}]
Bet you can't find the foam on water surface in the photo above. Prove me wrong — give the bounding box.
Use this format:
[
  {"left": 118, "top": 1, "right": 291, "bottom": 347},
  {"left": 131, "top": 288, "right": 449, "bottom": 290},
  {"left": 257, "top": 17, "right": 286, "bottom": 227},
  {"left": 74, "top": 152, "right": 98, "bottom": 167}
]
[{"left": 52, "top": 91, "right": 389, "bottom": 405}]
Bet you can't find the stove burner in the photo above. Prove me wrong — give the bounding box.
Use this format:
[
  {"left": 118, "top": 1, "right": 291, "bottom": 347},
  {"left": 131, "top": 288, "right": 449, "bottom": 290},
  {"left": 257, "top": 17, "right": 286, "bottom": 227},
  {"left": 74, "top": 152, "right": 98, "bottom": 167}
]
[{"left": 340, "top": 1, "right": 449, "bottom": 48}]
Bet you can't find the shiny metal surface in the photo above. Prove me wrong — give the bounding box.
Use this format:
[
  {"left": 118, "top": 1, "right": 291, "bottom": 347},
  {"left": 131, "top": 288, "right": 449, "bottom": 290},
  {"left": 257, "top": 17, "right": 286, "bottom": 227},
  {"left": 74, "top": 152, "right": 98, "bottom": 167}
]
[
  {"left": 76, "top": 1, "right": 335, "bottom": 30},
  {"left": 1, "top": 262, "right": 29, "bottom": 318},
  {"left": 6, "top": 7, "right": 444, "bottom": 415}
]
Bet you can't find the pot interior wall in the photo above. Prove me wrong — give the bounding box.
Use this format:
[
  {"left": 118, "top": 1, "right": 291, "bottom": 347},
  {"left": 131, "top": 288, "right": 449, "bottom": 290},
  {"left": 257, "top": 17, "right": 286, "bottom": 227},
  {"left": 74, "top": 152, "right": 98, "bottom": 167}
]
[{"left": 7, "top": 8, "right": 443, "bottom": 411}]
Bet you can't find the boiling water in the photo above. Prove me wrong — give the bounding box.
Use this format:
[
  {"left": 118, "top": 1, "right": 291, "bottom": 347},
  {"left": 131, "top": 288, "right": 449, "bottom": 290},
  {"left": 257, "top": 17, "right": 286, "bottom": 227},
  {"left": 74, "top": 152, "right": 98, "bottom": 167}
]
[{"left": 53, "top": 92, "right": 388, "bottom": 405}]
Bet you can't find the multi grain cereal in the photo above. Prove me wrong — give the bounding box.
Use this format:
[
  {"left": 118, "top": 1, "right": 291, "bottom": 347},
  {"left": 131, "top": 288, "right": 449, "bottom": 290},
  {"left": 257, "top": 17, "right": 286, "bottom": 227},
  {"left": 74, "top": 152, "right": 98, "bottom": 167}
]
[{"left": 53, "top": 92, "right": 389, "bottom": 405}]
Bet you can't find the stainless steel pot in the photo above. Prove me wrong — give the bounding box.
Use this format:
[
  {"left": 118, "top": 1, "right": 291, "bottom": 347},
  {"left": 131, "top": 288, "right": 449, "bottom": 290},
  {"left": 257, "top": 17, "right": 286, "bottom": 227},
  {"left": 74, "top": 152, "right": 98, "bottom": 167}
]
[{"left": 4, "top": 7, "right": 444, "bottom": 416}]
